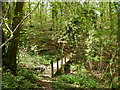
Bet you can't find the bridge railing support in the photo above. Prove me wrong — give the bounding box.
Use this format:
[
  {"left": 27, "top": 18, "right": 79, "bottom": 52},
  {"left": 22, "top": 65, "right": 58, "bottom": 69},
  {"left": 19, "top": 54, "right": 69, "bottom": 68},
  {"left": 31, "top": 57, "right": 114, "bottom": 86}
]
[
  {"left": 57, "top": 59, "right": 59, "bottom": 75},
  {"left": 51, "top": 59, "right": 54, "bottom": 78}
]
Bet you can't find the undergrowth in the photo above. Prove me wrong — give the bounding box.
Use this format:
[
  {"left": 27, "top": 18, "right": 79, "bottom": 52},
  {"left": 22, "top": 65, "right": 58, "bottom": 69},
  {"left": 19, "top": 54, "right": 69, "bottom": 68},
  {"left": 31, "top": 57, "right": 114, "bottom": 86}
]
[
  {"left": 2, "top": 68, "right": 39, "bottom": 88},
  {"left": 52, "top": 64, "right": 100, "bottom": 89},
  {"left": 2, "top": 51, "right": 55, "bottom": 88},
  {"left": 52, "top": 63, "right": 119, "bottom": 89},
  {"left": 18, "top": 52, "right": 54, "bottom": 67}
]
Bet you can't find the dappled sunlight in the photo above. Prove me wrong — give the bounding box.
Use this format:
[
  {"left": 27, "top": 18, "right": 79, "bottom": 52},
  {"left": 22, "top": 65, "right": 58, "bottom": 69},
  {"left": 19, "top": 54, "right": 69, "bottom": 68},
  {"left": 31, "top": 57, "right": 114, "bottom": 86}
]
[{"left": 2, "top": 1, "right": 119, "bottom": 89}]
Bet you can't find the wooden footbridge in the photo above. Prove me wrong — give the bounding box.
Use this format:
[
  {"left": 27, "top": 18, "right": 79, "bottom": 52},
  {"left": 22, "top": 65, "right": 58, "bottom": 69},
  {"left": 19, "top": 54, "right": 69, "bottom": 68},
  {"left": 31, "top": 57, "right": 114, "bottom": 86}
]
[{"left": 40, "top": 53, "right": 73, "bottom": 78}]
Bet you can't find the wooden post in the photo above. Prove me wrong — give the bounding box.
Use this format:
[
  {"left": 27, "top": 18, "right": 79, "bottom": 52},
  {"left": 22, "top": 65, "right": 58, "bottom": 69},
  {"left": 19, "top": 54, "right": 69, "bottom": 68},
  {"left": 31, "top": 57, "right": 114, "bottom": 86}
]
[
  {"left": 61, "top": 42, "right": 64, "bottom": 72},
  {"left": 57, "top": 58, "right": 59, "bottom": 75},
  {"left": 64, "top": 62, "right": 70, "bottom": 74},
  {"left": 61, "top": 58, "right": 63, "bottom": 67},
  {"left": 51, "top": 59, "right": 54, "bottom": 77},
  {"left": 65, "top": 56, "right": 66, "bottom": 64}
]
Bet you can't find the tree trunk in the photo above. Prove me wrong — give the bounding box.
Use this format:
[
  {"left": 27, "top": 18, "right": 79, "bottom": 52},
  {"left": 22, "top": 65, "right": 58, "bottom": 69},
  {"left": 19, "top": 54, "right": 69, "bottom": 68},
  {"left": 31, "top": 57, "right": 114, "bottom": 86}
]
[
  {"left": 3, "top": 2, "right": 24, "bottom": 75},
  {"left": 0, "top": 1, "right": 2, "bottom": 69}
]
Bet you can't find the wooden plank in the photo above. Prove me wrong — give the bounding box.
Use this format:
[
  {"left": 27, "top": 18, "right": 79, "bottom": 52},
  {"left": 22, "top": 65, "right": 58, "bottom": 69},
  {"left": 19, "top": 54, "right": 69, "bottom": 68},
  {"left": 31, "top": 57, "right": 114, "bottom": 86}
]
[
  {"left": 53, "top": 57, "right": 70, "bottom": 74},
  {"left": 40, "top": 53, "right": 72, "bottom": 78}
]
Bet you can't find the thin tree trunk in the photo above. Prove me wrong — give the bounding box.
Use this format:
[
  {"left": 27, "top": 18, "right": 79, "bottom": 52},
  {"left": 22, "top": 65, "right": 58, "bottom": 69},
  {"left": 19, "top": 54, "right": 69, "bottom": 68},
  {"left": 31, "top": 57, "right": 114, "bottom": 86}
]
[
  {"left": 29, "top": 0, "right": 31, "bottom": 24},
  {"left": 0, "top": 1, "right": 2, "bottom": 69}
]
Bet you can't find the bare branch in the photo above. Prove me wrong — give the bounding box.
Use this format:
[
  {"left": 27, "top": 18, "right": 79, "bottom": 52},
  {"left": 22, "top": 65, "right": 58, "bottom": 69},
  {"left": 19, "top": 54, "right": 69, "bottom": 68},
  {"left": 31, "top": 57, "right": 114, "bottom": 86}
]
[
  {"left": 0, "top": 3, "right": 10, "bottom": 27},
  {"left": 0, "top": 35, "right": 13, "bottom": 49},
  {"left": 0, "top": 2, "right": 40, "bottom": 49},
  {"left": 3, "top": 18, "right": 13, "bottom": 37},
  {"left": 13, "top": 2, "right": 40, "bottom": 34}
]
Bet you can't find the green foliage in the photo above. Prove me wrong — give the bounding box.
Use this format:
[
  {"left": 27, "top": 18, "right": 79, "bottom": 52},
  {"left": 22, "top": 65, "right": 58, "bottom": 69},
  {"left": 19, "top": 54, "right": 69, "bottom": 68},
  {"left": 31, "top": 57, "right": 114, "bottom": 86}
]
[
  {"left": 17, "top": 68, "right": 39, "bottom": 83},
  {"left": 2, "top": 2, "right": 119, "bottom": 89},
  {"left": 52, "top": 73, "right": 99, "bottom": 88},
  {"left": 2, "top": 69, "right": 39, "bottom": 88},
  {"left": 104, "top": 76, "right": 119, "bottom": 88},
  {"left": 52, "top": 64, "right": 99, "bottom": 88},
  {"left": 19, "top": 51, "right": 53, "bottom": 67}
]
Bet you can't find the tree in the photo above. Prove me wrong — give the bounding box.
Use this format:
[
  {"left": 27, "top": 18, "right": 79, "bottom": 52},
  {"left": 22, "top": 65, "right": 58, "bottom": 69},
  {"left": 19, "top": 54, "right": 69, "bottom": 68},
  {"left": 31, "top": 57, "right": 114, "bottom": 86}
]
[{"left": 3, "top": 2, "right": 24, "bottom": 75}]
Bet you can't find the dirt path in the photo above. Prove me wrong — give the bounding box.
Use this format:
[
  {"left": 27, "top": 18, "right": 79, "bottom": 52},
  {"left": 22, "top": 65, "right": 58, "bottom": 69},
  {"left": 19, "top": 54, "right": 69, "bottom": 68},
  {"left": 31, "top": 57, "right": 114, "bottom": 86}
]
[
  {"left": 39, "top": 53, "right": 72, "bottom": 78},
  {"left": 36, "top": 53, "right": 72, "bottom": 89},
  {"left": 37, "top": 76, "right": 53, "bottom": 90}
]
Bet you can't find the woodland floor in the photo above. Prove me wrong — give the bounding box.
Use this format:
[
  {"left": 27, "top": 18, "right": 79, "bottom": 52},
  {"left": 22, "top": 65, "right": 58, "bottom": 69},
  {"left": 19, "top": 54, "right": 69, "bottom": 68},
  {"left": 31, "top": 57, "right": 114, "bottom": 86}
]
[{"left": 36, "top": 56, "right": 70, "bottom": 89}]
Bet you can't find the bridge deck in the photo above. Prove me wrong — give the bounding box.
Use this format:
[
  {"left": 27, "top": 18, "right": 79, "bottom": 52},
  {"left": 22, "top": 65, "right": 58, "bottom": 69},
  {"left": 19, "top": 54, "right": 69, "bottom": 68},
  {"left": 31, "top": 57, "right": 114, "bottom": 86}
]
[{"left": 40, "top": 54, "right": 72, "bottom": 78}]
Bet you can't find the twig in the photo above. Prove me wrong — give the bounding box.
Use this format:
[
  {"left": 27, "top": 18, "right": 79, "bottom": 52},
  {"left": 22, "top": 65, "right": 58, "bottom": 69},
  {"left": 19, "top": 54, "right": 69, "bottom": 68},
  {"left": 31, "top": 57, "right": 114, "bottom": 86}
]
[
  {"left": 0, "top": 2, "right": 40, "bottom": 49},
  {"left": 13, "top": 2, "right": 40, "bottom": 34},
  {"left": 0, "top": 2, "right": 10, "bottom": 27},
  {"left": 3, "top": 19, "right": 13, "bottom": 37}
]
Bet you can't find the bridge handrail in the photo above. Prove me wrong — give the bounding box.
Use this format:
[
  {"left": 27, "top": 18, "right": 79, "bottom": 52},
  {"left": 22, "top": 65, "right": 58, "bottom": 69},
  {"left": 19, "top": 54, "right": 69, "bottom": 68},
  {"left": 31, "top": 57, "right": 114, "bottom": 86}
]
[{"left": 51, "top": 53, "right": 73, "bottom": 77}]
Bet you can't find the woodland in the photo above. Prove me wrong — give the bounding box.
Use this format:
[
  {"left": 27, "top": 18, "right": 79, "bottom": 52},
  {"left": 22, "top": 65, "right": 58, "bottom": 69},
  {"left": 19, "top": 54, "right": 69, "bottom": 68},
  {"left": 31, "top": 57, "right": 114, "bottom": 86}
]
[{"left": 1, "top": 1, "right": 120, "bottom": 89}]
